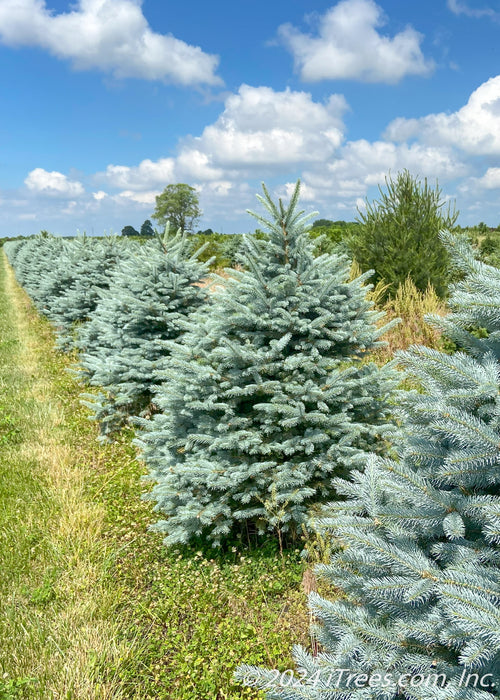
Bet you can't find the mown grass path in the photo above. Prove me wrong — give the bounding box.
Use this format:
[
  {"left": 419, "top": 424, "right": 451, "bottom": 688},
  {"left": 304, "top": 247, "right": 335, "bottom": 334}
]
[{"left": 0, "top": 252, "right": 308, "bottom": 700}]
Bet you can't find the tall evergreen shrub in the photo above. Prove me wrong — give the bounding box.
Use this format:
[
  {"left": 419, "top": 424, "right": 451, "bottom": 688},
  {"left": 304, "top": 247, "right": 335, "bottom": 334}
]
[
  {"left": 136, "top": 182, "right": 397, "bottom": 546},
  {"left": 237, "top": 231, "right": 500, "bottom": 698},
  {"left": 349, "top": 170, "right": 458, "bottom": 300}
]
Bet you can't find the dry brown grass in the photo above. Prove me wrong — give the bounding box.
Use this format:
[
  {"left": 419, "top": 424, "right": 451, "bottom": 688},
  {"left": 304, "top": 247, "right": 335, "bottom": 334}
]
[
  {"left": 375, "top": 277, "right": 448, "bottom": 361},
  {"left": 195, "top": 264, "right": 243, "bottom": 291},
  {"left": 348, "top": 262, "right": 448, "bottom": 362}
]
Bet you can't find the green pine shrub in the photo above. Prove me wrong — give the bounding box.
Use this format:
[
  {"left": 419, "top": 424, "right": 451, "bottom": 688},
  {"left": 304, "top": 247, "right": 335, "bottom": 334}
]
[
  {"left": 189, "top": 232, "right": 244, "bottom": 269},
  {"left": 349, "top": 169, "right": 459, "bottom": 300}
]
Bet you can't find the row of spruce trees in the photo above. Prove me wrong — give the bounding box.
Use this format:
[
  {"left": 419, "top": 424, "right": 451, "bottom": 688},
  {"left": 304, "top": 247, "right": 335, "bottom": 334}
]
[
  {"left": 5, "top": 182, "right": 399, "bottom": 546},
  {"left": 4, "top": 181, "right": 500, "bottom": 698}
]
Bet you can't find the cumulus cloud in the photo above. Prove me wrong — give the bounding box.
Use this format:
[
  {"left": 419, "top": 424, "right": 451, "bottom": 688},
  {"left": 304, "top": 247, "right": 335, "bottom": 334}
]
[
  {"left": 24, "top": 168, "right": 85, "bottom": 197},
  {"left": 0, "top": 0, "right": 221, "bottom": 85},
  {"left": 116, "top": 190, "right": 159, "bottom": 205},
  {"left": 91, "top": 82, "right": 477, "bottom": 224},
  {"left": 176, "top": 150, "right": 225, "bottom": 181},
  {"left": 278, "top": 0, "right": 434, "bottom": 83},
  {"left": 98, "top": 84, "right": 349, "bottom": 198},
  {"left": 189, "top": 85, "right": 348, "bottom": 168},
  {"left": 286, "top": 139, "right": 467, "bottom": 208},
  {"left": 16, "top": 75, "right": 500, "bottom": 236},
  {"left": 101, "top": 158, "right": 176, "bottom": 191},
  {"left": 283, "top": 181, "right": 318, "bottom": 202},
  {"left": 385, "top": 75, "right": 500, "bottom": 154},
  {"left": 329, "top": 139, "right": 467, "bottom": 183},
  {"left": 91, "top": 85, "right": 349, "bottom": 226},
  {"left": 474, "top": 167, "right": 500, "bottom": 189}
]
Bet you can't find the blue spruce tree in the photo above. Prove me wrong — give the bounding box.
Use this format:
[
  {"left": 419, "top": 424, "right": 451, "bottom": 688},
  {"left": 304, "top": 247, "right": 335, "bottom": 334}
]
[
  {"left": 136, "top": 182, "right": 397, "bottom": 546},
  {"left": 3, "top": 238, "right": 26, "bottom": 266},
  {"left": 5, "top": 234, "right": 137, "bottom": 349},
  {"left": 42, "top": 235, "right": 133, "bottom": 349},
  {"left": 76, "top": 228, "right": 210, "bottom": 438},
  {"left": 5, "top": 234, "right": 65, "bottom": 309},
  {"left": 237, "top": 231, "right": 500, "bottom": 698}
]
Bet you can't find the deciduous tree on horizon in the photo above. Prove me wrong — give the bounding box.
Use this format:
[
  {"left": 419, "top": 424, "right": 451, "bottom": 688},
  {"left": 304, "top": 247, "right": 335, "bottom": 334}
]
[{"left": 152, "top": 183, "right": 202, "bottom": 233}]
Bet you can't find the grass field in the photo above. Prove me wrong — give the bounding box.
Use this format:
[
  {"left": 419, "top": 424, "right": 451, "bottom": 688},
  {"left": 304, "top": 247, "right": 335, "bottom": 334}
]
[{"left": 0, "top": 251, "right": 310, "bottom": 700}]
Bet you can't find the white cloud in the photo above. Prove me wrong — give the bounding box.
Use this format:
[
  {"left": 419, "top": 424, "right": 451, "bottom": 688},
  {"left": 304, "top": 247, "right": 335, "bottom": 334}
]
[
  {"left": 385, "top": 75, "right": 500, "bottom": 154},
  {"left": 24, "top": 168, "right": 85, "bottom": 197},
  {"left": 278, "top": 0, "right": 434, "bottom": 83},
  {"left": 447, "top": 0, "right": 498, "bottom": 19},
  {"left": 0, "top": 0, "right": 221, "bottom": 86},
  {"left": 116, "top": 190, "right": 158, "bottom": 205},
  {"left": 101, "top": 158, "right": 176, "bottom": 190},
  {"left": 90, "top": 82, "right": 475, "bottom": 225},
  {"left": 92, "top": 86, "right": 349, "bottom": 226},
  {"left": 190, "top": 86, "right": 347, "bottom": 168},
  {"left": 291, "top": 139, "right": 466, "bottom": 209},
  {"left": 176, "top": 149, "right": 224, "bottom": 181},
  {"left": 473, "top": 167, "right": 500, "bottom": 189},
  {"left": 283, "top": 181, "right": 318, "bottom": 202},
  {"left": 98, "top": 85, "right": 349, "bottom": 197},
  {"left": 201, "top": 181, "right": 234, "bottom": 198},
  {"left": 331, "top": 139, "right": 466, "bottom": 182}
]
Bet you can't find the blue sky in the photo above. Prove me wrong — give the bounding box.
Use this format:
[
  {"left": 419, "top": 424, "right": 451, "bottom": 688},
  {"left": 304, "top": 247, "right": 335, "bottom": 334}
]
[{"left": 1, "top": 0, "right": 500, "bottom": 236}]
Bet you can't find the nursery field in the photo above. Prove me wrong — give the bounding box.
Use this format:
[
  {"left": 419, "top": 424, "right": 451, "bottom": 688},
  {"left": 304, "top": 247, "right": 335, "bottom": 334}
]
[
  {"left": 4, "top": 175, "right": 499, "bottom": 700},
  {"left": 0, "top": 251, "right": 310, "bottom": 700}
]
